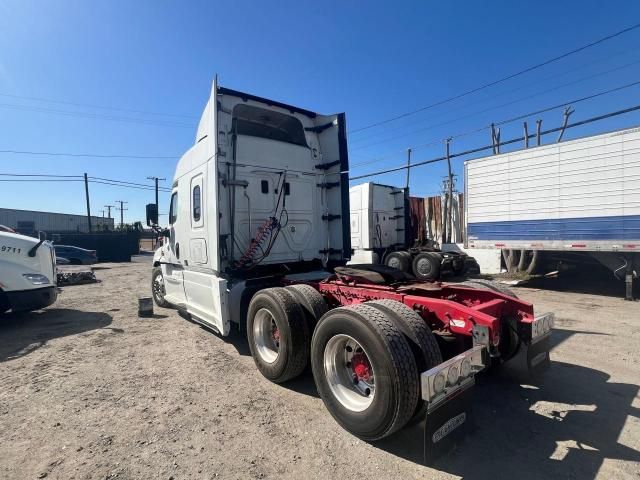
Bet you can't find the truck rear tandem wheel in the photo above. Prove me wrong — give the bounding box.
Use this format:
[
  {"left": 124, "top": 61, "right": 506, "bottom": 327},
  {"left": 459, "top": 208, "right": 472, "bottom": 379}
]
[
  {"left": 247, "top": 287, "right": 311, "bottom": 383},
  {"left": 244, "top": 267, "right": 553, "bottom": 447},
  {"left": 311, "top": 304, "right": 420, "bottom": 441},
  {"left": 284, "top": 284, "right": 328, "bottom": 327},
  {"left": 366, "top": 299, "right": 443, "bottom": 421},
  {"left": 412, "top": 252, "right": 442, "bottom": 280},
  {"left": 384, "top": 251, "right": 412, "bottom": 273}
]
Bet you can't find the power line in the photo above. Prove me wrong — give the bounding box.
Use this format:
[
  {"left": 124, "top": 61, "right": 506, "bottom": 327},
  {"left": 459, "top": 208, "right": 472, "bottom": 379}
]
[
  {"left": 349, "top": 78, "right": 640, "bottom": 170},
  {"left": 0, "top": 102, "right": 195, "bottom": 129},
  {"left": 348, "top": 22, "right": 640, "bottom": 134},
  {"left": 349, "top": 56, "right": 640, "bottom": 152},
  {"left": 0, "top": 178, "right": 82, "bottom": 182},
  {"left": 0, "top": 149, "right": 179, "bottom": 159},
  {"left": 89, "top": 176, "right": 171, "bottom": 191},
  {"left": 0, "top": 173, "right": 83, "bottom": 178},
  {"left": 0, "top": 173, "right": 171, "bottom": 192},
  {"left": 349, "top": 103, "right": 640, "bottom": 180},
  {"left": 495, "top": 79, "right": 640, "bottom": 126},
  {"left": 89, "top": 180, "right": 170, "bottom": 192},
  {"left": 348, "top": 46, "right": 640, "bottom": 146},
  {"left": 0, "top": 92, "right": 198, "bottom": 119}
]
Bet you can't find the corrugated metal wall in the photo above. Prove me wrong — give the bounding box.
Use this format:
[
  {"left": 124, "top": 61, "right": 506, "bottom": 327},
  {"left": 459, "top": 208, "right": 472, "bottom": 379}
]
[
  {"left": 0, "top": 208, "right": 115, "bottom": 233},
  {"left": 422, "top": 193, "right": 464, "bottom": 244}
]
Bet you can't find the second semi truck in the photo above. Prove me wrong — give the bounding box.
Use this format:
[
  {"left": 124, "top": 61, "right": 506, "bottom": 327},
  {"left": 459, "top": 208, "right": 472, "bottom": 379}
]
[{"left": 349, "top": 182, "right": 478, "bottom": 280}]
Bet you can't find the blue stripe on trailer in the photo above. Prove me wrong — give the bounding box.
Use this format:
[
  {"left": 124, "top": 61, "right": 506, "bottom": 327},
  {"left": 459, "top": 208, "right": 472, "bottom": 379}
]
[{"left": 467, "top": 214, "right": 640, "bottom": 241}]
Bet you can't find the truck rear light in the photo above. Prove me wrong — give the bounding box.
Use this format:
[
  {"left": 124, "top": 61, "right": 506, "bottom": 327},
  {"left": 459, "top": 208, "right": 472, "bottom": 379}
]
[
  {"left": 89, "top": 250, "right": 97, "bottom": 257},
  {"left": 530, "top": 312, "right": 554, "bottom": 342},
  {"left": 623, "top": 244, "right": 637, "bottom": 249},
  {"left": 421, "top": 345, "right": 485, "bottom": 405}
]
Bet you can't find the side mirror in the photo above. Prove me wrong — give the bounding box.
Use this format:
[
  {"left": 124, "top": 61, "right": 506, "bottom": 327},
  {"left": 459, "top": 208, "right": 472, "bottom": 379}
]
[
  {"left": 161, "top": 228, "right": 171, "bottom": 238},
  {"left": 146, "top": 203, "right": 159, "bottom": 226}
]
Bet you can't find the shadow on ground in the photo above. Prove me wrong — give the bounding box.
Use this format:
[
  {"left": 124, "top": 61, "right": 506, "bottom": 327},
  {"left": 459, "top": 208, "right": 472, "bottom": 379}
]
[
  {"left": 0, "top": 308, "right": 112, "bottom": 362},
  {"left": 374, "top": 329, "right": 640, "bottom": 479},
  {"left": 224, "top": 324, "right": 320, "bottom": 397},
  {"left": 511, "top": 263, "right": 638, "bottom": 299}
]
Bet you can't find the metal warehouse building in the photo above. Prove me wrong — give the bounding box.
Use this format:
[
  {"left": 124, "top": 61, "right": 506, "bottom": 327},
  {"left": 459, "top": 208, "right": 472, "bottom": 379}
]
[{"left": 0, "top": 208, "right": 114, "bottom": 234}]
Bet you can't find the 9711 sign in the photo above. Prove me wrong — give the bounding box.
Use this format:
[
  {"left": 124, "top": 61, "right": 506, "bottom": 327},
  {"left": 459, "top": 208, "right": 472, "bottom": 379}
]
[{"left": 1, "top": 245, "right": 22, "bottom": 254}]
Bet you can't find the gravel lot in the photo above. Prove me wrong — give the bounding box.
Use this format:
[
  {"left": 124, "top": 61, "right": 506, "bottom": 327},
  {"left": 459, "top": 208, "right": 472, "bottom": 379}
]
[{"left": 1, "top": 261, "right": 639, "bottom": 480}]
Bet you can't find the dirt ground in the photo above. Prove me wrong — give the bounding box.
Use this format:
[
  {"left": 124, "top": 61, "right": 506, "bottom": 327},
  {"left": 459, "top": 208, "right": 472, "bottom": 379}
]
[{"left": 1, "top": 261, "right": 639, "bottom": 480}]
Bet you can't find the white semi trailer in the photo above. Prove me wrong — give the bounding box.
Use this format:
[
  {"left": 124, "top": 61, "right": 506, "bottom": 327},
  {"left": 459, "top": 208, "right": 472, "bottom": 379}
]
[
  {"left": 149, "top": 79, "right": 554, "bottom": 460},
  {"left": 465, "top": 126, "right": 640, "bottom": 299},
  {"left": 0, "top": 230, "right": 57, "bottom": 313}
]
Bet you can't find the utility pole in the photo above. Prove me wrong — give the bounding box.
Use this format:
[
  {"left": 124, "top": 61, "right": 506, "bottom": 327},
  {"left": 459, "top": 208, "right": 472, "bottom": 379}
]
[
  {"left": 441, "top": 138, "right": 454, "bottom": 244},
  {"left": 84, "top": 172, "right": 92, "bottom": 233},
  {"left": 104, "top": 205, "right": 114, "bottom": 218},
  {"left": 405, "top": 148, "right": 411, "bottom": 190},
  {"left": 147, "top": 176, "right": 166, "bottom": 219},
  {"left": 115, "top": 200, "right": 128, "bottom": 229}
]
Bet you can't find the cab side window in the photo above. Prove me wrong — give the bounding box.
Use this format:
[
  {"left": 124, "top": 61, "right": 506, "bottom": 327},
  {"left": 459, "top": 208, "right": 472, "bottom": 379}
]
[
  {"left": 169, "top": 192, "right": 178, "bottom": 224},
  {"left": 193, "top": 185, "right": 201, "bottom": 221}
]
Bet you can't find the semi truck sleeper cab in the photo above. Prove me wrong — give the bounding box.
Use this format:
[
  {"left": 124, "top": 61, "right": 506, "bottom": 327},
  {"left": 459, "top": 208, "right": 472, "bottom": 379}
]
[{"left": 149, "top": 78, "right": 554, "bottom": 461}]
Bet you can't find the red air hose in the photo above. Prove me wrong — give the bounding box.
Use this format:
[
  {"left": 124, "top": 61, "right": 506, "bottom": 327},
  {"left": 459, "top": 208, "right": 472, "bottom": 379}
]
[{"left": 235, "top": 217, "right": 279, "bottom": 268}]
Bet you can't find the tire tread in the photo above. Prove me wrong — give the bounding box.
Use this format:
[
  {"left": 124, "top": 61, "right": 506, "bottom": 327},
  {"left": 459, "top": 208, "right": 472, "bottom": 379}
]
[
  {"left": 248, "top": 287, "right": 310, "bottom": 383},
  {"left": 348, "top": 304, "right": 419, "bottom": 437}
]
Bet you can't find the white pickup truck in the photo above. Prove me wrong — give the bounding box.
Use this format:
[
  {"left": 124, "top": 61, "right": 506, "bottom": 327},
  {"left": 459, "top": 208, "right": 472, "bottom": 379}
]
[{"left": 0, "top": 230, "right": 58, "bottom": 313}]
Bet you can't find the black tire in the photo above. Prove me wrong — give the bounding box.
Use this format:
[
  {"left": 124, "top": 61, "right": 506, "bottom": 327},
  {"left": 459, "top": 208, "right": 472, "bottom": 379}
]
[
  {"left": 384, "top": 251, "right": 411, "bottom": 273},
  {"left": 284, "top": 284, "right": 328, "bottom": 328},
  {"left": 247, "top": 287, "right": 310, "bottom": 383},
  {"left": 151, "top": 266, "right": 171, "bottom": 308},
  {"left": 311, "top": 304, "right": 419, "bottom": 441},
  {"left": 0, "top": 289, "right": 9, "bottom": 314},
  {"left": 411, "top": 252, "right": 441, "bottom": 280},
  {"left": 457, "top": 279, "right": 518, "bottom": 298},
  {"left": 366, "top": 300, "right": 442, "bottom": 420},
  {"left": 452, "top": 256, "right": 465, "bottom": 276}
]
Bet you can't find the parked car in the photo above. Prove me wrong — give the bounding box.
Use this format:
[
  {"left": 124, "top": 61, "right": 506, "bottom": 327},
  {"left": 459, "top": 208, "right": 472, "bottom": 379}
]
[{"left": 53, "top": 245, "right": 98, "bottom": 265}]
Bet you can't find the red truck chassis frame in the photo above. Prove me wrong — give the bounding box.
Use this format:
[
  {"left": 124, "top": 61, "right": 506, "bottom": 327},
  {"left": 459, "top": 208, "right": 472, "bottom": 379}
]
[{"left": 316, "top": 274, "right": 536, "bottom": 352}]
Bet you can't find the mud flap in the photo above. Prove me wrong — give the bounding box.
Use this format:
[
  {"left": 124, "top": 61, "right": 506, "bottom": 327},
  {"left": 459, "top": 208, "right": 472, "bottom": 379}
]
[
  {"left": 509, "top": 333, "right": 552, "bottom": 380},
  {"left": 424, "top": 381, "right": 474, "bottom": 465}
]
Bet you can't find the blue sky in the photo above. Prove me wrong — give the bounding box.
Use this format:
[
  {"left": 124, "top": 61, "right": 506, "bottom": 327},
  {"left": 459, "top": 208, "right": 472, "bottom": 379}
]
[{"left": 1, "top": 0, "right": 640, "bottom": 223}]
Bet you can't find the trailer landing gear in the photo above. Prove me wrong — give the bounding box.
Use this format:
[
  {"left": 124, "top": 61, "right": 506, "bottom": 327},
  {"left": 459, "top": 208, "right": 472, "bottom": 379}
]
[{"left": 625, "top": 272, "right": 635, "bottom": 301}]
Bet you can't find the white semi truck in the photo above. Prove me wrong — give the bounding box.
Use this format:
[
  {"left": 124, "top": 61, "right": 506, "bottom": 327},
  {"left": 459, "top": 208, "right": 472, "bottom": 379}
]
[
  {"left": 0, "top": 230, "right": 57, "bottom": 313},
  {"left": 349, "top": 182, "right": 478, "bottom": 279},
  {"left": 465, "top": 126, "right": 640, "bottom": 299},
  {"left": 149, "top": 79, "right": 554, "bottom": 460}
]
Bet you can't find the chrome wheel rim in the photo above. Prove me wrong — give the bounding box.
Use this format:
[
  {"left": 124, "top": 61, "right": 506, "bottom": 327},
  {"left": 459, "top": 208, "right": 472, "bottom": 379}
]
[
  {"left": 387, "top": 257, "right": 400, "bottom": 269},
  {"left": 324, "top": 334, "right": 375, "bottom": 412},
  {"left": 416, "top": 257, "right": 432, "bottom": 276},
  {"left": 253, "top": 308, "right": 279, "bottom": 364},
  {"left": 153, "top": 273, "right": 165, "bottom": 301}
]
